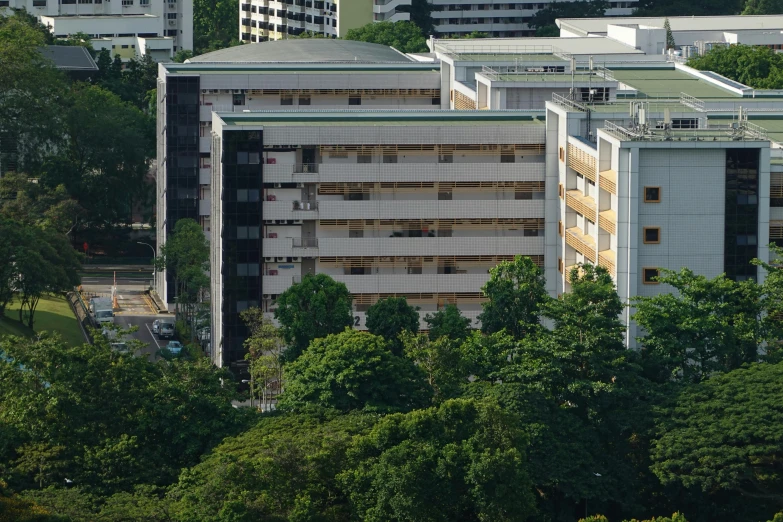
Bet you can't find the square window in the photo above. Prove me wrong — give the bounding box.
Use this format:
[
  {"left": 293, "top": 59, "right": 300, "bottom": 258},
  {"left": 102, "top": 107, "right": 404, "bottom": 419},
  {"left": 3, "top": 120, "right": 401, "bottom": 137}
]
[
  {"left": 348, "top": 96, "right": 361, "bottom": 105},
  {"left": 299, "top": 95, "right": 311, "bottom": 105},
  {"left": 558, "top": 184, "right": 564, "bottom": 199},
  {"left": 233, "top": 94, "right": 245, "bottom": 105},
  {"left": 643, "top": 227, "right": 660, "bottom": 244},
  {"left": 281, "top": 95, "right": 293, "bottom": 105},
  {"left": 644, "top": 186, "right": 661, "bottom": 203},
  {"left": 515, "top": 191, "right": 532, "bottom": 200},
  {"left": 643, "top": 268, "right": 660, "bottom": 284},
  {"left": 357, "top": 154, "right": 372, "bottom": 164}
]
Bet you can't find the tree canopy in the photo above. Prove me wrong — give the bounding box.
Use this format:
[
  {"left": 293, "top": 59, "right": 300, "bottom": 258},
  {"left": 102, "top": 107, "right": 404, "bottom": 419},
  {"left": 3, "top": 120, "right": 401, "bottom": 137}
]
[
  {"left": 278, "top": 329, "right": 432, "bottom": 413},
  {"left": 273, "top": 273, "right": 354, "bottom": 361},
  {"left": 365, "top": 296, "right": 419, "bottom": 356},
  {"left": 344, "top": 21, "right": 429, "bottom": 53},
  {"left": 688, "top": 44, "right": 783, "bottom": 90}
]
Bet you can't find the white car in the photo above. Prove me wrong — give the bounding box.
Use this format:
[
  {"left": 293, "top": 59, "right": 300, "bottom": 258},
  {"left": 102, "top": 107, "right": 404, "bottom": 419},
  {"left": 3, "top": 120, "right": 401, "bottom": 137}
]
[{"left": 152, "top": 320, "right": 161, "bottom": 335}]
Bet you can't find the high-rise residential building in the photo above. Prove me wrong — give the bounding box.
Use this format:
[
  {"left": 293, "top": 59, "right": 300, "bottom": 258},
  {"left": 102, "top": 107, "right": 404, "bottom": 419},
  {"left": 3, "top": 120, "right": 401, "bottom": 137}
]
[
  {"left": 239, "top": 0, "right": 410, "bottom": 42},
  {"left": 429, "top": 0, "right": 639, "bottom": 38},
  {"left": 0, "top": 0, "right": 192, "bottom": 61},
  {"left": 208, "top": 109, "right": 545, "bottom": 368}
]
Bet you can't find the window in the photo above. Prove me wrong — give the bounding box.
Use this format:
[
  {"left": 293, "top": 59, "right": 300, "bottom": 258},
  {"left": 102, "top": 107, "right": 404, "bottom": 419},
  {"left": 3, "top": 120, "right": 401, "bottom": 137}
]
[
  {"left": 432, "top": 96, "right": 440, "bottom": 105},
  {"left": 643, "top": 268, "right": 660, "bottom": 284},
  {"left": 438, "top": 154, "right": 453, "bottom": 164},
  {"left": 167, "top": 13, "right": 177, "bottom": 19},
  {"left": 558, "top": 184, "right": 564, "bottom": 199},
  {"left": 233, "top": 93, "right": 245, "bottom": 106},
  {"left": 515, "top": 191, "right": 532, "bottom": 200},
  {"left": 121, "top": 45, "right": 129, "bottom": 49},
  {"left": 33, "top": 0, "right": 47, "bottom": 6},
  {"left": 438, "top": 191, "right": 453, "bottom": 201},
  {"left": 501, "top": 153, "right": 516, "bottom": 163},
  {"left": 438, "top": 228, "right": 452, "bottom": 237},
  {"left": 407, "top": 266, "right": 422, "bottom": 274},
  {"left": 737, "top": 193, "right": 758, "bottom": 205},
  {"left": 299, "top": 95, "right": 311, "bottom": 105},
  {"left": 644, "top": 186, "right": 661, "bottom": 203},
  {"left": 737, "top": 234, "right": 758, "bottom": 246},
  {"left": 558, "top": 221, "right": 563, "bottom": 236},
  {"left": 122, "top": 0, "right": 133, "bottom": 5},
  {"left": 382, "top": 154, "right": 397, "bottom": 164},
  {"left": 671, "top": 118, "right": 698, "bottom": 130},
  {"left": 643, "top": 227, "right": 660, "bottom": 244},
  {"left": 281, "top": 95, "right": 293, "bottom": 105},
  {"left": 558, "top": 258, "right": 563, "bottom": 273},
  {"left": 348, "top": 96, "right": 361, "bottom": 105},
  {"left": 140, "top": 0, "right": 149, "bottom": 4},
  {"left": 357, "top": 154, "right": 372, "bottom": 164}
]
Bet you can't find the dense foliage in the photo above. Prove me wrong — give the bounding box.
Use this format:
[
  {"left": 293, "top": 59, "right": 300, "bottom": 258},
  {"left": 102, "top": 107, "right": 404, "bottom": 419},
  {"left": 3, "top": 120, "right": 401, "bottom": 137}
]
[
  {"left": 344, "top": 21, "right": 429, "bottom": 53},
  {"left": 688, "top": 44, "right": 783, "bottom": 89},
  {"left": 4, "top": 252, "right": 783, "bottom": 520}
]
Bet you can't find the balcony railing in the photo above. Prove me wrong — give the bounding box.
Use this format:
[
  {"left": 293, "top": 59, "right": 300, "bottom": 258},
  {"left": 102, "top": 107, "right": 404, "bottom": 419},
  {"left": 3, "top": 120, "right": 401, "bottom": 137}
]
[
  {"left": 565, "top": 227, "right": 596, "bottom": 263},
  {"left": 599, "top": 169, "right": 617, "bottom": 195},
  {"left": 292, "top": 200, "right": 318, "bottom": 211},
  {"left": 293, "top": 163, "right": 318, "bottom": 174},
  {"left": 292, "top": 237, "right": 318, "bottom": 248},
  {"left": 598, "top": 210, "right": 616, "bottom": 235},
  {"left": 567, "top": 143, "right": 596, "bottom": 182},
  {"left": 598, "top": 250, "right": 616, "bottom": 277},
  {"left": 565, "top": 190, "right": 597, "bottom": 222}
]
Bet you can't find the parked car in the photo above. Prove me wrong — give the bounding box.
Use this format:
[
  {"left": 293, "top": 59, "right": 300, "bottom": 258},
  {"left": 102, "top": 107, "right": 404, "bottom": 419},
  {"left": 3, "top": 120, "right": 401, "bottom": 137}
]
[
  {"left": 152, "top": 319, "right": 161, "bottom": 335},
  {"left": 166, "top": 341, "right": 183, "bottom": 355},
  {"left": 159, "top": 322, "right": 175, "bottom": 339}
]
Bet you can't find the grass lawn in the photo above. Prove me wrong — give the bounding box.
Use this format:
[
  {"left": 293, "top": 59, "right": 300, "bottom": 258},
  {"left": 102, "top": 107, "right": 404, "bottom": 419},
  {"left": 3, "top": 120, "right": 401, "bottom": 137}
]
[{"left": 1, "top": 295, "right": 85, "bottom": 346}]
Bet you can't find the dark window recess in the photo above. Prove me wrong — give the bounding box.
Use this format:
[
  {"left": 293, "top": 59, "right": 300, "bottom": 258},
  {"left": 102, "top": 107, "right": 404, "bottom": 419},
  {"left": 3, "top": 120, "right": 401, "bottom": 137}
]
[
  {"left": 644, "top": 186, "right": 660, "bottom": 202},
  {"left": 725, "top": 149, "right": 760, "bottom": 280},
  {"left": 299, "top": 96, "right": 311, "bottom": 105},
  {"left": 643, "top": 268, "right": 660, "bottom": 284},
  {"left": 233, "top": 93, "right": 245, "bottom": 105},
  {"left": 501, "top": 153, "right": 515, "bottom": 163},
  {"left": 281, "top": 95, "right": 293, "bottom": 105},
  {"left": 348, "top": 96, "right": 361, "bottom": 105},
  {"left": 515, "top": 192, "right": 532, "bottom": 200}
]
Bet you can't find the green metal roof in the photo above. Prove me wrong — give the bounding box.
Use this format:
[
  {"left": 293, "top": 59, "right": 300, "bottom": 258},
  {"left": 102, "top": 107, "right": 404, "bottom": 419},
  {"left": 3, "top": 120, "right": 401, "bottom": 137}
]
[
  {"left": 611, "top": 68, "right": 742, "bottom": 99},
  {"left": 164, "top": 63, "right": 438, "bottom": 74},
  {"left": 708, "top": 115, "right": 783, "bottom": 144},
  {"left": 216, "top": 110, "right": 545, "bottom": 126}
]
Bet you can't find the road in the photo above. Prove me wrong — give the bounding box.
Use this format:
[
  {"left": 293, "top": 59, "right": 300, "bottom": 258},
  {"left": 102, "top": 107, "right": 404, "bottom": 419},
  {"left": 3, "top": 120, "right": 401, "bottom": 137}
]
[{"left": 81, "top": 279, "right": 174, "bottom": 360}]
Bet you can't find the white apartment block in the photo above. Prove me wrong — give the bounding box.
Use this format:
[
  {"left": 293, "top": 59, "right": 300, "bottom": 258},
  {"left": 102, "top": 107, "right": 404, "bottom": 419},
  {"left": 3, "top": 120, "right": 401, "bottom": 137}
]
[
  {"left": 0, "top": 0, "right": 192, "bottom": 61},
  {"left": 239, "top": 0, "right": 410, "bottom": 42},
  {"left": 429, "top": 0, "right": 638, "bottom": 38},
  {"left": 159, "top": 33, "right": 783, "bottom": 369},
  {"left": 208, "top": 110, "right": 545, "bottom": 368}
]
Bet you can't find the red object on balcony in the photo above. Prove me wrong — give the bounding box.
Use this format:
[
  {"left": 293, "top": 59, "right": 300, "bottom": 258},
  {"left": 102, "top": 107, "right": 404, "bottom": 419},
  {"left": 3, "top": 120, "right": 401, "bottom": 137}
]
[
  {"left": 268, "top": 270, "right": 278, "bottom": 275},
  {"left": 267, "top": 195, "right": 277, "bottom": 201},
  {"left": 268, "top": 233, "right": 278, "bottom": 238}
]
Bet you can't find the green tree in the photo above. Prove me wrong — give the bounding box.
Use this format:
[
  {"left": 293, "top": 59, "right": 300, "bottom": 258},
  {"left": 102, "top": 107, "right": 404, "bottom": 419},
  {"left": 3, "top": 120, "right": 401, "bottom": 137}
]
[
  {"left": 0, "top": 334, "right": 248, "bottom": 496},
  {"left": 0, "top": 174, "right": 84, "bottom": 237},
  {"left": 156, "top": 219, "right": 210, "bottom": 343},
  {"left": 424, "top": 304, "right": 472, "bottom": 341},
  {"left": 688, "top": 44, "right": 783, "bottom": 89},
  {"left": 96, "top": 485, "right": 173, "bottom": 522},
  {"left": 14, "top": 227, "right": 81, "bottom": 328},
  {"left": 664, "top": 17, "right": 675, "bottom": 49},
  {"left": 240, "top": 308, "right": 284, "bottom": 410},
  {"left": 401, "top": 331, "right": 465, "bottom": 400},
  {"left": 344, "top": 21, "right": 428, "bottom": 53},
  {"left": 365, "top": 296, "right": 420, "bottom": 356},
  {"left": 477, "top": 255, "right": 547, "bottom": 339},
  {"left": 172, "top": 49, "right": 194, "bottom": 63},
  {"left": 339, "top": 398, "right": 536, "bottom": 522},
  {"left": 633, "top": 268, "right": 765, "bottom": 383},
  {"left": 273, "top": 273, "right": 353, "bottom": 361},
  {"left": 171, "top": 413, "right": 375, "bottom": 521},
  {"left": 743, "top": 0, "right": 783, "bottom": 14},
  {"left": 278, "top": 329, "right": 432, "bottom": 413},
  {"left": 15, "top": 486, "right": 94, "bottom": 522},
  {"left": 193, "top": 0, "right": 240, "bottom": 54},
  {"left": 651, "top": 361, "right": 783, "bottom": 510},
  {"left": 529, "top": 0, "right": 608, "bottom": 36}
]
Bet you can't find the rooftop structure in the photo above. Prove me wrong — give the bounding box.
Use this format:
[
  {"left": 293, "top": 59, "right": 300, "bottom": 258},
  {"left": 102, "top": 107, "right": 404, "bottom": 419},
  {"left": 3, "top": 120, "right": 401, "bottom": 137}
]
[
  {"left": 188, "top": 39, "right": 411, "bottom": 63},
  {"left": 40, "top": 45, "right": 98, "bottom": 78},
  {"left": 239, "top": 0, "right": 409, "bottom": 43},
  {"left": 558, "top": 15, "right": 783, "bottom": 57}
]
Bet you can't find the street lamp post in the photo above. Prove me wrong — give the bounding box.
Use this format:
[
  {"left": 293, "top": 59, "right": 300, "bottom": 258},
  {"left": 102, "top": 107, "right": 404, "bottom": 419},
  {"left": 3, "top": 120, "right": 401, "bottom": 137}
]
[{"left": 137, "top": 241, "right": 157, "bottom": 291}]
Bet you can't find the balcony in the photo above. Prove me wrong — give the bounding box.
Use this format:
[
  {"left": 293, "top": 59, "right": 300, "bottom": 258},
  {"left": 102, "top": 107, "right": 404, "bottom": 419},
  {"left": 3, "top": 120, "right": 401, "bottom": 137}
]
[
  {"left": 567, "top": 143, "right": 596, "bottom": 182},
  {"left": 565, "top": 227, "right": 596, "bottom": 263},
  {"left": 565, "top": 190, "right": 596, "bottom": 222},
  {"left": 598, "top": 209, "right": 616, "bottom": 235},
  {"left": 293, "top": 163, "right": 318, "bottom": 174},
  {"left": 199, "top": 198, "right": 211, "bottom": 216},
  {"left": 599, "top": 169, "right": 617, "bottom": 195},
  {"left": 564, "top": 264, "right": 584, "bottom": 284},
  {"left": 262, "top": 236, "right": 544, "bottom": 258},
  {"left": 598, "top": 250, "right": 616, "bottom": 277}
]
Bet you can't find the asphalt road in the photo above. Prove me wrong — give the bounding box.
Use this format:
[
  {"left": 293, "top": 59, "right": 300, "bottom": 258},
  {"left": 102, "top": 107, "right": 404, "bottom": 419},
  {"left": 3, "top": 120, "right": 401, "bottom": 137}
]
[
  {"left": 81, "top": 275, "right": 155, "bottom": 286},
  {"left": 114, "top": 314, "right": 173, "bottom": 360}
]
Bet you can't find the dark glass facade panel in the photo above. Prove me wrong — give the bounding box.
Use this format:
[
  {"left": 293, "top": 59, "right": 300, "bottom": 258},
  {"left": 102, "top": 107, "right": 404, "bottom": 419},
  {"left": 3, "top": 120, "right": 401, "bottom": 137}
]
[
  {"left": 165, "top": 76, "right": 200, "bottom": 298},
  {"left": 221, "top": 130, "right": 263, "bottom": 369},
  {"left": 725, "top": 149, "right": 760, "bottom": 280}
]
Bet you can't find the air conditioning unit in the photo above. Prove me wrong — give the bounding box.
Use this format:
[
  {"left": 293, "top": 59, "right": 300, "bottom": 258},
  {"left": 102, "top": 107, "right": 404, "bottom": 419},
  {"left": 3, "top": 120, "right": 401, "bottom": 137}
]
[
  {"left": 267, "top": 195, "right": 276, "bottom": 201},
  {"left": 263, "top": 294, "right": 271, "bottom": 299},
  {"left": 293, "top": 220, "right": 303, "bottom": 224},
  {"left": 222, "top": 89, "right": 231, "bottom": 94},
  {"left": 168, "top": 20, "right": 176, "bottom": 25},
  {"left": 291, "top": 257, "right": 301, "bottom": 262},
  {"left": 268, "top": 232, "right": 278, "bottom": 238},
  {"left": 275, "top": 257, "right": 285, "bottom": 262},
  {"left": 274, "top": 183, "right": 282, "bottom": 188},
  {"left": 233, "top": 89, "right": 245, "bottom": 94},
  {"left": 264, "top": 257, "right": 274, "bottom": 262},
  {"left": 268, "top": 270, "right": 278, "bottom": 275}
]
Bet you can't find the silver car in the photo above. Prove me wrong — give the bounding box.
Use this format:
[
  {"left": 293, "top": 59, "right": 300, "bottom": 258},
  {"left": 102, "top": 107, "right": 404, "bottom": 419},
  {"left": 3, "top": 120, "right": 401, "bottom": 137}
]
[
  {"left": 159, "top": 322, "right": 175, "bottom": 339},
  {"left": 152, "top": 319, "right": 161, "bottom": 335}
]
